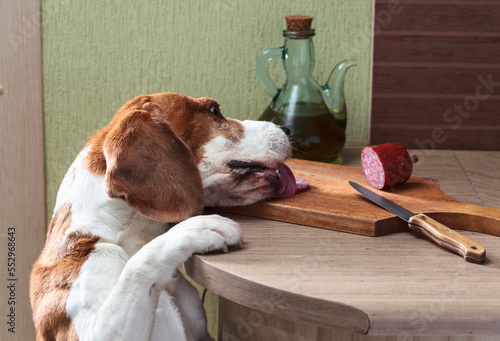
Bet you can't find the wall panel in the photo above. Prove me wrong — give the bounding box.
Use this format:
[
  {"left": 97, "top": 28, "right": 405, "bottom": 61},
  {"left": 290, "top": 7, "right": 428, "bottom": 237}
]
[{"left": 371, "top": 1, "right": 500, "bottom": 149}]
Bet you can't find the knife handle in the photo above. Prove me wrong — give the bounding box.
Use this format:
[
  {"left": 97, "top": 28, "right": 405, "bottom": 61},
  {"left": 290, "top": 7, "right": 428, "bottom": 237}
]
[{"left": 408, "top": 214, "right": 486, "bottom": 264}]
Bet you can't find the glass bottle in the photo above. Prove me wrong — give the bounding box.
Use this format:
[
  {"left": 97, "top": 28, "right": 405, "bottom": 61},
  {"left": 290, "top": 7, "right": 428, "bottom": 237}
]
[{"left": 257, "top": 15, "right": 356, "bottom": 164}]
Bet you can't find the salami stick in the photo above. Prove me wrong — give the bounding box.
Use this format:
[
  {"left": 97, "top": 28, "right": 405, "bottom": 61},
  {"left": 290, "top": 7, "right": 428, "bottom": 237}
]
[{"left": 361, "top": 143, "right": 418, "bottom": 190}]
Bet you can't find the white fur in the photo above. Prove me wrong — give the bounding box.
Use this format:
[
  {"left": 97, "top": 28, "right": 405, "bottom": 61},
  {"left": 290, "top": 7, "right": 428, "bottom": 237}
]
[{"left": 57, "top": 118, "right": 290, "bottom": 341}]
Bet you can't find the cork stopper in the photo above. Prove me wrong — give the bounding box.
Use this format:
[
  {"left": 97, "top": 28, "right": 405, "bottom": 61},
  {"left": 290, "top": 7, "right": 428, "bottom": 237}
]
[{"left": 285, "top": 15, "right": 313, "bottom": 32}]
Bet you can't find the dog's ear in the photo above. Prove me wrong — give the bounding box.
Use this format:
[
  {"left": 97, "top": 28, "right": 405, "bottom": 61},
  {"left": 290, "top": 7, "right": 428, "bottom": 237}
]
[{"left": 103, "top": 100, "right": 204, "bottom": 222}]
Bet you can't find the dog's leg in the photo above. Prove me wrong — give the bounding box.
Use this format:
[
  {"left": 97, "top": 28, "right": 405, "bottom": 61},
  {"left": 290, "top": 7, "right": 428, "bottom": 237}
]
[
  {"left": 163, "top": 272, "right": 215, "bottom": 341},
  {"left": 66, "top": 214, "right": 241, "bottom": 341}
]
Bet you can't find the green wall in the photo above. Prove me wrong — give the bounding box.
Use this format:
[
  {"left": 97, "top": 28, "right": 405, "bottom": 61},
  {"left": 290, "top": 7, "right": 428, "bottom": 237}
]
[
  {"left": 42, "top": 0, "right": 373, "bottom": 337},
  {"left": 43, "top": 0, "right": 374, "bottom": 214}
]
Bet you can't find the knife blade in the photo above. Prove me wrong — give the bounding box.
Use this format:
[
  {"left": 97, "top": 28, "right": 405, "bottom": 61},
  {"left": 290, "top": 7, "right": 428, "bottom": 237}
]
[{"left": 348, "top": 181, "right": 486, "bottom": 264}]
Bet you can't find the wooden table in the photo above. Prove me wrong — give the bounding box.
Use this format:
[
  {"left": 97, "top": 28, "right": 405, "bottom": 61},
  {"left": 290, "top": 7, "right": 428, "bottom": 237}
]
[{"left": 185, "top": 148, "right": 500, "bottom": 341}]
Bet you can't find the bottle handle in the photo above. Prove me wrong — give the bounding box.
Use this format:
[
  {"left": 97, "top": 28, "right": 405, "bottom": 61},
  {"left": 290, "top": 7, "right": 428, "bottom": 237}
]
[{"left": 256, "top": 47, "right": 283, "bottom": 98}]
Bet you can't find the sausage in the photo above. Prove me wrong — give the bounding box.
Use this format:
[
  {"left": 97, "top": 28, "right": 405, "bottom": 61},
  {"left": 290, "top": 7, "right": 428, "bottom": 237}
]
[
  {"left": 361, "top": 143, "right": 418, "bottom": 189},
  {"left": 295, "top": 177, "right": 310, "bottom": 193}
]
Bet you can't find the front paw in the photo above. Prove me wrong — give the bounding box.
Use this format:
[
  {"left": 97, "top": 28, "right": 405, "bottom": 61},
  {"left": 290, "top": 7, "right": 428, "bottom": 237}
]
[{"left": 171, "top": 214, "right": 243, "bottom": 255}]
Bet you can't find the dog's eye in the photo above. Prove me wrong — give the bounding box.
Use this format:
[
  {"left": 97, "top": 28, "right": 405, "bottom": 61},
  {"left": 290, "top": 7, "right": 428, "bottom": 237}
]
[{"left": 210, "top": 106, "right": 222, "bottom": 118}]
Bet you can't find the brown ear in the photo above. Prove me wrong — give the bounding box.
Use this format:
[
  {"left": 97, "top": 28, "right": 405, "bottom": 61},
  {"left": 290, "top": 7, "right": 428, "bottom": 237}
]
[{"left": 103, "top": 101, "right": 204, "bottom": 222}]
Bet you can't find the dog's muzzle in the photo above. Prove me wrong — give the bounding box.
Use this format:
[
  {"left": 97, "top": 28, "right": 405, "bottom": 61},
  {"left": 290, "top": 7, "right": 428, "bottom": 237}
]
[{"left": 227, "top": 160, "right": 299, "bottom": 198}]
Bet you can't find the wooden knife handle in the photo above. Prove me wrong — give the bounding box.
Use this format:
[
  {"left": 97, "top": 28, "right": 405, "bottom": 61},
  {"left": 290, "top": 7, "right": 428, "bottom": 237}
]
[{"left": 408, "top": 214, "right": 486, "bottom": 264}]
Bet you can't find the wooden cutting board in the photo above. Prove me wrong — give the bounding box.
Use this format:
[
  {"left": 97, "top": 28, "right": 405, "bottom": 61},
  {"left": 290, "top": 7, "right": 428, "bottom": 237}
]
[{"left": 220, "top": 159, "right": 500, "bottom": 237}]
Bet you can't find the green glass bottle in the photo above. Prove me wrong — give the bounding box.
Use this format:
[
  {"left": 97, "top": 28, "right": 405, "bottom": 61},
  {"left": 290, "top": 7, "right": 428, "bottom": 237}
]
[{"left": 257, "top": 15, "right": 356, "bottom": 164}]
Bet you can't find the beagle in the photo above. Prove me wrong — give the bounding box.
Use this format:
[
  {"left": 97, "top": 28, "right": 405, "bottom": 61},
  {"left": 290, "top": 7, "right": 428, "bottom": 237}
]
[{"left": 30, "top": 93, "right": 297, "bottom": 341}]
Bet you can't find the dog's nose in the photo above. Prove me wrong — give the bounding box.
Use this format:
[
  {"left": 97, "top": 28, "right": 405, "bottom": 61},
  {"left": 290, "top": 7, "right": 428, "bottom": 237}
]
[{"left": 279, "top": 125, "right": 291, "bottom": 136}]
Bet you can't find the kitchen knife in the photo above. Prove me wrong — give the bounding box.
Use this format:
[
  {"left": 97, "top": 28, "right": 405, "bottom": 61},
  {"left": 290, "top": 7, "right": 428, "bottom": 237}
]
[{"left": 348, "top": 181, "right": 486, "bottom": 264}]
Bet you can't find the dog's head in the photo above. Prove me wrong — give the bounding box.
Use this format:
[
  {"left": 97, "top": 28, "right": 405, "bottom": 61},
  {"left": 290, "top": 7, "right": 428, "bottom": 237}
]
[{"left": 86, "top": 93, "right": 293, "bottom": 223}]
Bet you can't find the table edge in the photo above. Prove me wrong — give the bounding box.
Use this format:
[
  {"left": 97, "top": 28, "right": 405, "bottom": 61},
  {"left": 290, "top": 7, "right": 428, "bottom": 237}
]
[{"left": 185, "top": 255, "right": 371, "bottom": 334}]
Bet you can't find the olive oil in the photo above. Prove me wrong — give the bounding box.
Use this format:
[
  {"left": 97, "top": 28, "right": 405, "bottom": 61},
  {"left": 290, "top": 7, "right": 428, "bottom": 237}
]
[
  {"left": 256, "top": 16, "right": 356, "bottom": 164},
  {"left": 260, "top": 102, "right": 346, "bottom": 163}
]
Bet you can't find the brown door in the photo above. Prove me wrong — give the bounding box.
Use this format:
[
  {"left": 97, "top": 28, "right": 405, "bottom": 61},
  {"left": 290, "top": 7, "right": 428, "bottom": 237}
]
[
  {"left": 371, "top": 1, "right": 500, "bottom": 150},
  {"left": 0, "top": 0, "right": 45, "bottom": 339}
]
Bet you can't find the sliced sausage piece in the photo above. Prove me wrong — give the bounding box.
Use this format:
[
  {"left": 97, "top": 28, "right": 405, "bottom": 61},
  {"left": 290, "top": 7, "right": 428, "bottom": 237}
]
[
  {"left": 361, "top": 143, "right": 418, "bottom": 189},
  {"left": 295, "top": 177, "right": 310, "bottom": 193}
]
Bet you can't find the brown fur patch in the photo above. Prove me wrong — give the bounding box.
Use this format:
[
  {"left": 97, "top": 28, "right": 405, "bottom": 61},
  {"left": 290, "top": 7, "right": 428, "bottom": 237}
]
[
  {"left": 85, "top": 128, "right": 109, "bottom": 176},
  {"left": 82, "top": 93, "right": 248, "bottom": 223},
  {"left": 30, "top": 204, "right": 100, "bottom": 341},
  {"left": 84, "top": 93, "right": 245, "bottom": 174},
  {"left": 102, "top": 102, "right": 205, "bottom": 222},
  {"left": 40, "top": 204, "right": 73, "bottom": 264},
  {"left": 224, "top": 119, "right": 245, "bottom": 144},
  {"left": 145, "top": 94, "right": 245, "bottom": 163}
]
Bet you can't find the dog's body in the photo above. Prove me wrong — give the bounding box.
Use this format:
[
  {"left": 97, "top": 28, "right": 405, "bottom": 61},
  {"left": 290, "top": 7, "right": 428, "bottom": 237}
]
[{"left": 30, "top": 93, "right": 292, "bottom": 341}]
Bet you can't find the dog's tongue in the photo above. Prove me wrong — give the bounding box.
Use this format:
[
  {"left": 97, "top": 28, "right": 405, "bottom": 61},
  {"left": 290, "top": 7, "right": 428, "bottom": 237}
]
[{"left": 275, "top": 163, "right": 309, "bottom": 198}]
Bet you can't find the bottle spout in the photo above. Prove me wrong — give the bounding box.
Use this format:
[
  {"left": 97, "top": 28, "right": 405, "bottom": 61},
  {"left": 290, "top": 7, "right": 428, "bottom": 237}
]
[{"left": 323, "top": 59, "right": 357, "bottom": 126}]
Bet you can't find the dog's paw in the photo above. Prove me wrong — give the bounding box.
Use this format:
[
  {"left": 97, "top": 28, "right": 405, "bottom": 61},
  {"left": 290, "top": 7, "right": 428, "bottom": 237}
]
[{"left": 170, "top": 214, "right": 243, "bottom": 255}]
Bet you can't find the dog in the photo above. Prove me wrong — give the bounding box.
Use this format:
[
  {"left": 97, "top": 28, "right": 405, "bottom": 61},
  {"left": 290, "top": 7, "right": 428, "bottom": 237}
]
[{"left": 30, "top": 93, "right": 294, "bottom": 341}]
